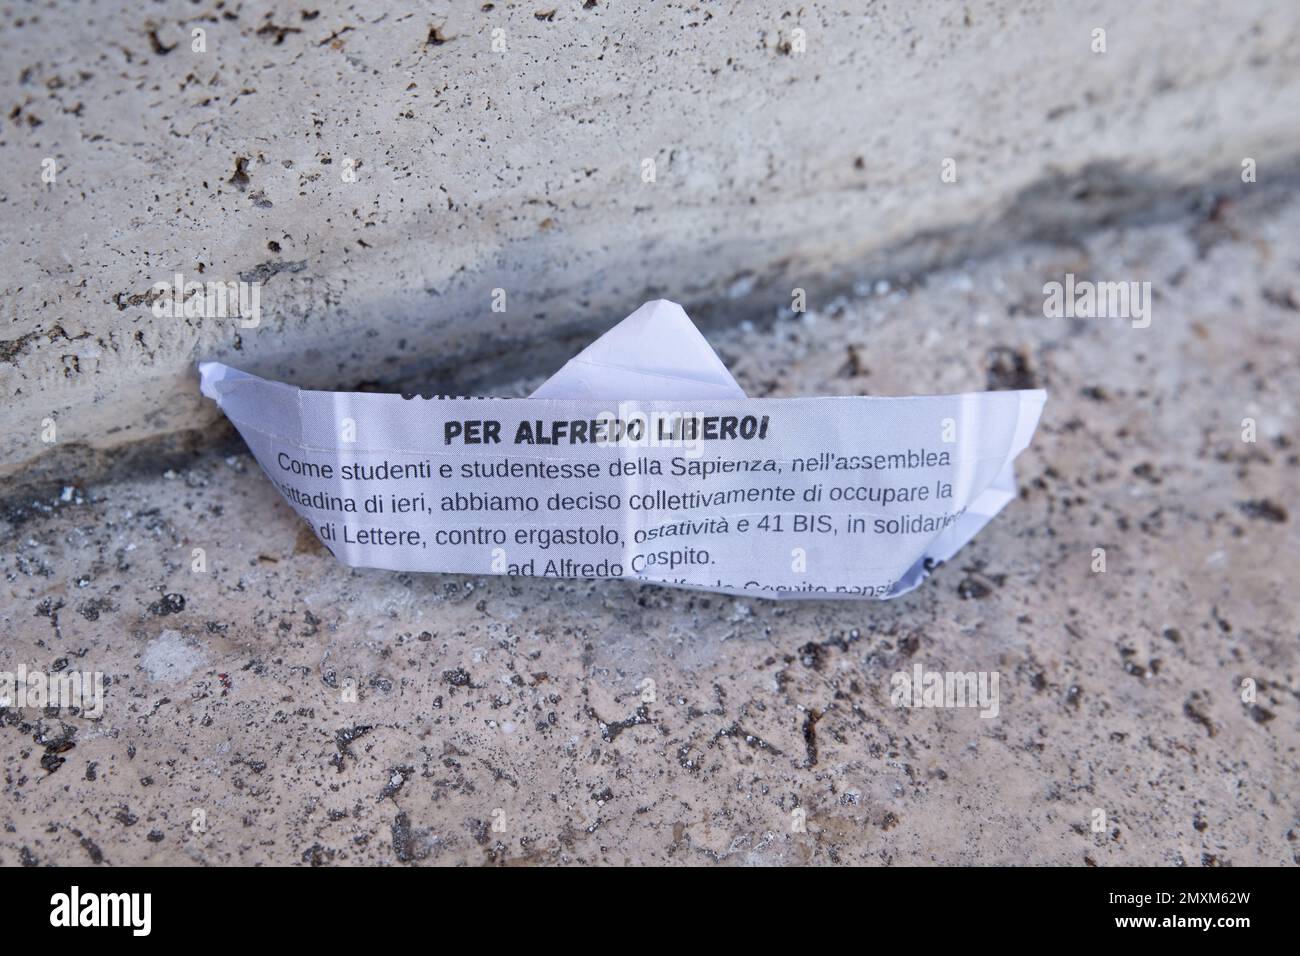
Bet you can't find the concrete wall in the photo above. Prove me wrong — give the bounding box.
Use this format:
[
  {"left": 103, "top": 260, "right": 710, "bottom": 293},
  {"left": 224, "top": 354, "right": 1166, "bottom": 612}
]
[{"left": 4, "top": 0, "right": 1300, "bottom": 482}]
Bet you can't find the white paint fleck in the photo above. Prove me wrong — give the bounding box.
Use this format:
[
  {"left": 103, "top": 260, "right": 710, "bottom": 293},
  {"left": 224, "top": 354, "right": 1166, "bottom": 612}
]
[{"left": 141, "top": 629, "right": 206, "bottom": 683}]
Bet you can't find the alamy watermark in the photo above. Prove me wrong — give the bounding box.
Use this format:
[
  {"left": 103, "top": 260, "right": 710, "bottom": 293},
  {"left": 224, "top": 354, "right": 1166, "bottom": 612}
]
[
  {"left": 891, "top": 664, "right": 999, "bottom": 718},
  {"left": 50, "top": 886, "right": 150, "bottom": 936},
  {"left": 0, "top": 665, "right": 104, "bottom": 718},
  {"left": 1043, "top": 273, "right": 1151, "bottom": 329},
  {"left": 151, "top": 272, "right": 261, "bottom": 327}
]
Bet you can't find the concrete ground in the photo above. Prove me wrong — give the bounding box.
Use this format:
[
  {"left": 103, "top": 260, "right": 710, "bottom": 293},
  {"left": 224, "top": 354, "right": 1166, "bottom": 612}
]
[{"left": 1, "top": 188, "right": 1297, "bottom": 866}]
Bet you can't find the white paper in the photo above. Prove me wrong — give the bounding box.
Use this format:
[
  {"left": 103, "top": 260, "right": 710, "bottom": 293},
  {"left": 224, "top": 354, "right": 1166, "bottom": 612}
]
[
  {"left": 530, "top": 300, "right": 746, "bottom": 401},
  {"left": 199, "top": 300, "right": 1045, "bottom": 599}
]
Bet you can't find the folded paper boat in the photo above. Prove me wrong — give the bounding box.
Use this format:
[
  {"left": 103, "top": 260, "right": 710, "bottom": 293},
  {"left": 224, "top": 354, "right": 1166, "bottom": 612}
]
[{"left": 200, "top": 300, "right": 1045, "bottom": 599}]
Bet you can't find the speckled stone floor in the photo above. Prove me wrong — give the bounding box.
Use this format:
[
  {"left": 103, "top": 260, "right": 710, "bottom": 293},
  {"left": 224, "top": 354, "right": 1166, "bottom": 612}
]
[{"left": 2, "top": 190, "right": 1297, "bottom": 866}]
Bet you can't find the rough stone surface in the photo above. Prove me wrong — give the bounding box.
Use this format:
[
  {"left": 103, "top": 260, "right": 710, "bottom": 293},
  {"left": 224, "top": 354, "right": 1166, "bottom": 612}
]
[
  {"left": 4, "top": 0, "right": 1300, "bottom": 480},
  {"left": 2, "top": 191, "right": 1296, "bottom": 865}
]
